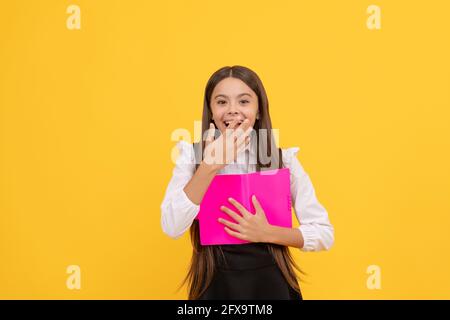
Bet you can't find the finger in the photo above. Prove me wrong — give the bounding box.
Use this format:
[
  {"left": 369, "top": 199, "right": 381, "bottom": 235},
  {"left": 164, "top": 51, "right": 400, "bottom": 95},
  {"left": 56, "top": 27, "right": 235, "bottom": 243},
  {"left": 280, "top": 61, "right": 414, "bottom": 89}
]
[
  {"left": 225, "top": 119, "right": 240, "bottom": 137},
  {"left": 239, "top": 118, "right": 250, "bottom": 129},
  {"left": 218, "top": 218, "right": 241, "bottom": 232},
  {"left": 224, "top": 226, "right": 248, "bottom": 241},
  {"left": 236, "top": 137, "right": 249, "bottom": 156},
  {"left": 223, "top": 119, "right": 237, "bottom": 154},
  {"left": 231, "top": 119, "right": 247, "bottom": 136},
  {"left": 226, "top": 120, "right": 250, "bottom": 147},
  {"left": 251, "top": 195, "right": 264, "bottom": 214},
  {"left": 229, "top": 118, "right": 241, "bottom": 129},
  {"left": 228, "top": 197, "right": 252, "bottom": 219},
  {"left": 236, "top": 140, "right": 248, "bottom": 157},
  {"left": 233, "top": 122, "right": 252, "bottom": 143},
  {"left": 235, "top": 127, "right": 252, "bottom": 149},
  {"left": 225, "top": 120, "right": 249, "bottom": 162},
  {"left": 205, "top": 123, "right": 215, "bottom": 149},
  {"left": 220, "top": 205, "right": 245, "bottom": 223}
]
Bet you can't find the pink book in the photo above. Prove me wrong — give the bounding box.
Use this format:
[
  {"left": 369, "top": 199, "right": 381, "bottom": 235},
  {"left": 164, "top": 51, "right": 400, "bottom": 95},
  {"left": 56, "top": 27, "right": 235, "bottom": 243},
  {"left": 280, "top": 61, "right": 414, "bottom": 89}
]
[{"left": 195, "top": 168, "right": 292, "bottom": 245}]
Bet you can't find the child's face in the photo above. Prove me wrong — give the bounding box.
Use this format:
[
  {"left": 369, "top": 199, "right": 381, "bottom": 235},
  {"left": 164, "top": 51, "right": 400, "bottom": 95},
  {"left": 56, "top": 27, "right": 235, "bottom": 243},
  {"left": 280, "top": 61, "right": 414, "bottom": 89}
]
[{"left": 210, "top": 77, "right": 259, "bottom": 135}]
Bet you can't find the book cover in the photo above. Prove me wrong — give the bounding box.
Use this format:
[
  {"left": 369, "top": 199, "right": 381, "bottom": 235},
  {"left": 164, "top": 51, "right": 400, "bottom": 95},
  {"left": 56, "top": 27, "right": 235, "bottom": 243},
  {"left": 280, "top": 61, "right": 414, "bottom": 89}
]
[{"left": 196, "top": 168, "right": 292, "bottom": 245}]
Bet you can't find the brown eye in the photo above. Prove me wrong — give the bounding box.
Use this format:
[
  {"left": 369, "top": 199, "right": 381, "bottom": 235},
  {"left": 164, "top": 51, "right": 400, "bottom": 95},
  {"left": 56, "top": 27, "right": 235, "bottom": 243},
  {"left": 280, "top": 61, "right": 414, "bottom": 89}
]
[
  {"left": 217, "top": 100, "right": 226, "bottom": 105},
  {"left": 240, "top": 100, "right": 249, "bottom": 104}
]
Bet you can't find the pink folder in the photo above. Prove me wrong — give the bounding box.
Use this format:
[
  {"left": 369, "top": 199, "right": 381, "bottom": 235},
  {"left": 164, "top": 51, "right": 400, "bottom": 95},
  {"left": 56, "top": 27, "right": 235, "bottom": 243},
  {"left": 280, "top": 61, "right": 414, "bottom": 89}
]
[{"left": 196, "top": 168, "right": 292, "bottom": 245}]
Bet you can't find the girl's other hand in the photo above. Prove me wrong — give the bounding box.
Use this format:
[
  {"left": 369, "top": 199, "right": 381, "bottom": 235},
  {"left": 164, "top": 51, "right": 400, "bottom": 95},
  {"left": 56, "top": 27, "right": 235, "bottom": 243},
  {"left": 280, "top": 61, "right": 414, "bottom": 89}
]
[{"left": 218, "top": 195, "right": 272, "bottom": 243}]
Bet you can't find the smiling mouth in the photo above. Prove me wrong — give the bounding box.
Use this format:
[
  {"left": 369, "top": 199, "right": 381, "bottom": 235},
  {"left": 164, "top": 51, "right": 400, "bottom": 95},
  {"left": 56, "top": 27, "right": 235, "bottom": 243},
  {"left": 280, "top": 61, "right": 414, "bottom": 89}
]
[{"left": 224, "top": 120, "right": 244, "bottom": 127}]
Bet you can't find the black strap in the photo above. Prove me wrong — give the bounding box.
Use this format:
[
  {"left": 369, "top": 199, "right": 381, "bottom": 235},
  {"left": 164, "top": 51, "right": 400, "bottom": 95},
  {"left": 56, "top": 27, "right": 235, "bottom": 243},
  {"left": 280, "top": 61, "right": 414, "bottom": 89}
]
[{"left": 278, "top": 148, "right": 283, "bottom": 169}]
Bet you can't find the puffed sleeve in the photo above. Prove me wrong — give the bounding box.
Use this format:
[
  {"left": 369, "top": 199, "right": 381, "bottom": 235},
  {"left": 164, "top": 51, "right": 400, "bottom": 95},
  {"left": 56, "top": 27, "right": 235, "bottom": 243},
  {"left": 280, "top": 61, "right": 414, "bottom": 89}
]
[
  {"left": 160, "top": 140, "right": 200, "bottom": 239},
  {"left": 282, "top": 147, "right": 335, "bottom": 252}
]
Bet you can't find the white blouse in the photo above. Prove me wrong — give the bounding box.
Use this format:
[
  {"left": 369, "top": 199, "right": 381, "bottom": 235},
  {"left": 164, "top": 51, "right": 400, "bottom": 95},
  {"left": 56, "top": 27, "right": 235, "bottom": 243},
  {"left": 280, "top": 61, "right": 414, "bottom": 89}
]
[{"left": 160, "top": 140, "right": 334, "bottom": 252}]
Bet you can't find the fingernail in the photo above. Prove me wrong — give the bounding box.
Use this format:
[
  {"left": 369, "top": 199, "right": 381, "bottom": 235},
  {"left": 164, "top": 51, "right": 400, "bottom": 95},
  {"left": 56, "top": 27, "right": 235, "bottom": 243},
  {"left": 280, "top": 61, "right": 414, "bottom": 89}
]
[{"left": 228, "top": 197, "right": 233, "bottom": 201}]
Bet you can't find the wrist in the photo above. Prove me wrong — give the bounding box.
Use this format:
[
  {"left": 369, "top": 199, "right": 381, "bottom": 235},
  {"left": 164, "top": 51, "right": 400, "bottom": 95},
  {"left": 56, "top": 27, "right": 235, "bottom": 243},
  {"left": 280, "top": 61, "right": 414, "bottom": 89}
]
[
  {"left": 199, "top": 160, "right": 222, "bottom": 175},
  {"left": 264, "top": 224, "right": 278, "bottom": 243}
]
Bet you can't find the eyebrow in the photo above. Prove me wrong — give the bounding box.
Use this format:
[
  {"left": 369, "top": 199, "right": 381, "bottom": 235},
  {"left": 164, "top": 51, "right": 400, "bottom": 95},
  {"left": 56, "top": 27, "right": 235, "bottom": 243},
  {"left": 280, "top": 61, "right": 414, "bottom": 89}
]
[{"left": 214, "top": 93, "right": 252, "bottom": 100}]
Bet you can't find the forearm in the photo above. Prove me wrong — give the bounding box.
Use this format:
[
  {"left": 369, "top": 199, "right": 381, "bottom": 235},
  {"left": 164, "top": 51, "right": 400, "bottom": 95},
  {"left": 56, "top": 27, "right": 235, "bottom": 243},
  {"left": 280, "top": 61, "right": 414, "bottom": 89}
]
[
  {"left": 266, "top": 225, "right": 304, "bottom": 249},
  {"left": 183, "top": 161, "right": 220, "bottom": 205}
]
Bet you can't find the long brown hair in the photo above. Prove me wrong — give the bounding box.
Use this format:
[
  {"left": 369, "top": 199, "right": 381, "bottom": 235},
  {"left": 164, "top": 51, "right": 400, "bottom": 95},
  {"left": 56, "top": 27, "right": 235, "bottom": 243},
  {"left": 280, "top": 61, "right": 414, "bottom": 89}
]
[{"left": 179, "top": 65, "right": 305, "bottom": 300}]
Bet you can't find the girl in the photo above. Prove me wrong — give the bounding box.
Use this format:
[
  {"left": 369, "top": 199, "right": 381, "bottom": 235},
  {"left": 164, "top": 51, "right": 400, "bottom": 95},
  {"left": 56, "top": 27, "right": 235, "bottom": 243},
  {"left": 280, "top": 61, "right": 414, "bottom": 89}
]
[{"left": 161, "top": 65, "right": 334, "bottom": 300}]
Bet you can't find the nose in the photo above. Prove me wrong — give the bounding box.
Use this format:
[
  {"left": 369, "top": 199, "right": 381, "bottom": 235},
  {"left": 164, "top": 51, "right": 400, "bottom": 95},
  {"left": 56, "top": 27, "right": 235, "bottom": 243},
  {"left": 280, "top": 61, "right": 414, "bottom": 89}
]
[{"left": 227, "top": 102, "right": 239, "bottom": 115}]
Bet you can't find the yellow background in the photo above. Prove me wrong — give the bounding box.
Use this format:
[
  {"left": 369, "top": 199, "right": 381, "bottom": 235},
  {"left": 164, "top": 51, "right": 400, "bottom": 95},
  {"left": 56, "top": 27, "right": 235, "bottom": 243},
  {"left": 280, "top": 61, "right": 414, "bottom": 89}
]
[{"left": 1, "top": 0, "right": 449, "bottom": 299}]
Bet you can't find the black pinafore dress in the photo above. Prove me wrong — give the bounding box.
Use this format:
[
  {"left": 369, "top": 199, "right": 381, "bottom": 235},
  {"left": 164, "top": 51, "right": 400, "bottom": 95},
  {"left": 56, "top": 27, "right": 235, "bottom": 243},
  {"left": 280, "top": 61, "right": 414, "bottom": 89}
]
[
  {"left": 198, "top": 243, "right": 303, "bottom": 300},
  {"left": 197, "top": 147, "right": 303, "bottom": 300}
]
